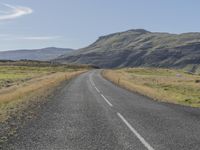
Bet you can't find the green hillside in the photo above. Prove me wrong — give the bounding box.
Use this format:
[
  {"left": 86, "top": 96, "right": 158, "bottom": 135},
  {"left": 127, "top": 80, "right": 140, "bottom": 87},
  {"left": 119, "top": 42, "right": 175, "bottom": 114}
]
[{"left": 57, "top": 29, "right": 200, "bottom": 73}]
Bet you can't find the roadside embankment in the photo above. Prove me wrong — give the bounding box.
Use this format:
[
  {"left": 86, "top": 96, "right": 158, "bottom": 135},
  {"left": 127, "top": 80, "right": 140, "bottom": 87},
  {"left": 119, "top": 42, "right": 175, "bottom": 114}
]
[{"left": 102, "top": 68, "right": 200, "bottom": 107}]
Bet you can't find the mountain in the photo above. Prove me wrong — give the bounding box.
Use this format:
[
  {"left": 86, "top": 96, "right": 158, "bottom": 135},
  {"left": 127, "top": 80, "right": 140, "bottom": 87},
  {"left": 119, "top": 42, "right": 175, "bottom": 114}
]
[
  {"left": 0, "top": 47, "right": 73, "bottom": 61},
  {"left": 56, "top": 29, "right": 200, "bottom": 73}
]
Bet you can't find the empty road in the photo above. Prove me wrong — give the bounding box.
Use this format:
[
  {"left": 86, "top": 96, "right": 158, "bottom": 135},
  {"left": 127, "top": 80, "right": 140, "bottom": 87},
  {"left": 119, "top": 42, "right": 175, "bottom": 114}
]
[{"left": 5, "top": 70, "right": 200, "bottom": 150}]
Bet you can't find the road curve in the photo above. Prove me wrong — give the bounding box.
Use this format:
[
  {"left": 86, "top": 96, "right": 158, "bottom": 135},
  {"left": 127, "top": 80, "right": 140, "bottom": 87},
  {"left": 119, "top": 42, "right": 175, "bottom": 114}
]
[{"left": 5, "top": 70, "right": 200, "bottom": 150}]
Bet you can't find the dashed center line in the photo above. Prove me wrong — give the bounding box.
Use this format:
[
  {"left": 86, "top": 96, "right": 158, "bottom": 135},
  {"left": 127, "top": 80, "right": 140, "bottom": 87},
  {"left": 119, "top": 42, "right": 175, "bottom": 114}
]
[
  {"left": 117, "top": 113, "right": 155, "bottom": 150},
  {"left": 94, "top": 86, "right": 100, "bottom": 93},
  {"left": 90, "top": 79, "right": 95, "bottom": 86},
  {"left": 100, "top": 94, "right": 113, "bottom": 107},
  {"left": 90, "top": 77, "right": 113, "bottom": 107},
  {"left": 90, "top": 76, "right": 154, "bottom": 150}
]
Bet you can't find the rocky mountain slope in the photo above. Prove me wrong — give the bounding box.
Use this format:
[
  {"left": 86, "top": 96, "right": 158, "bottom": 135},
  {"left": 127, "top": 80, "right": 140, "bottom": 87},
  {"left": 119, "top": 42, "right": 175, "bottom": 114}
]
[
  {"left": 57, "top": 29, "right": 200, "bottom": 73},
  {"left": 0, "top": 47, "right": 73, "bottom": 61}
]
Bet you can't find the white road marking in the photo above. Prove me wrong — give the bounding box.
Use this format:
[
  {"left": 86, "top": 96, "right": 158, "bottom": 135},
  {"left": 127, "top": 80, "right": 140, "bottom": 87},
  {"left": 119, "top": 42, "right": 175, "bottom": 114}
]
[
  {"left": 90, "top": 77, "right": 113, "bottom": 107},
  {"left": 89, "top": 78, "right": 100, "bottom": 93},
  {"left": 94, "top": 86, "right": 100, "bottom": 93},
  {"left": 90, "top": 74, "right": 153, "bottom": 149},
  {"left": 100, "top": 94, "right": 113, "bottom": 107},
  {"left": 90, "top": 79, "right": 95, "bottom": 86},
  {"left": 117, "top": 113, "right": 155, "bottom": 150}
]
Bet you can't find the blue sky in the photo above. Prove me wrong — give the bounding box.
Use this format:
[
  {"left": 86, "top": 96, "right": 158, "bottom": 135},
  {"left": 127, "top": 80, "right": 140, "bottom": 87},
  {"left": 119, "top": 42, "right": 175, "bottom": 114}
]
[{"left": 0, "top": 0, "right": 200, "bottom": 51}]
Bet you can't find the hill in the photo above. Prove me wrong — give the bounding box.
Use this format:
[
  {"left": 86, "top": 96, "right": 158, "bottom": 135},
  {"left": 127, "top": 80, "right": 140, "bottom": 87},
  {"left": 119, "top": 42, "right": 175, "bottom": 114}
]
[
  {"left": 0, "top": 47, "right": 73, "bottom": 61},
  {"left": 56, "top": 29, "right": 200, "bottom": 73}
]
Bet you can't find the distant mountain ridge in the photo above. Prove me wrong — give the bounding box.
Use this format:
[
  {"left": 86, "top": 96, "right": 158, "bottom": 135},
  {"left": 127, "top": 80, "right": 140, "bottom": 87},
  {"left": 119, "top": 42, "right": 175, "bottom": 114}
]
[
  {"left": 0, "top": 47, "right": 73, "bottom": 61},
  {"left": 56, "top": 29, "right": 200, "bottom": 73}
]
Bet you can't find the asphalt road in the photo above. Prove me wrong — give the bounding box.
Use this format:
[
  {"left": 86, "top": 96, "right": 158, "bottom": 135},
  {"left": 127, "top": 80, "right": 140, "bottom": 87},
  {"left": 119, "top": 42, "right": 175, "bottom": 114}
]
[{"left": 5, "top": 70, "right": 200, "bottom": 150}]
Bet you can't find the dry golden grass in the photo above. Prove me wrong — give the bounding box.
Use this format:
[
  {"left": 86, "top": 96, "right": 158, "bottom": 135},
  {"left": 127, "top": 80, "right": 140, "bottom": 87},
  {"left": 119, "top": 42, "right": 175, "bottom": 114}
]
[
  {"left": 0, "top": 70, "right": 86, "bottom": 122},
  {"left": 103, "top": 68, "right": 200, "bottom": 107}
]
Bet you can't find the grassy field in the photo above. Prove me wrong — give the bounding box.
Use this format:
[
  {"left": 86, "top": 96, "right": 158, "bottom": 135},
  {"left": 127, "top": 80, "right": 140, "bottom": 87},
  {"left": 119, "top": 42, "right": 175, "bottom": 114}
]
[
  {"left": 103, "top": 68, "right": 200, "bottom": 107},
  {"left": 0, "top": 65, "right": 85, "bottom": 89},
  {"left": 0, "top": 61, "right": 90, "bottom": 144},
  {"left": 0, "top": 62, "right": 89, "bottom": 123}
]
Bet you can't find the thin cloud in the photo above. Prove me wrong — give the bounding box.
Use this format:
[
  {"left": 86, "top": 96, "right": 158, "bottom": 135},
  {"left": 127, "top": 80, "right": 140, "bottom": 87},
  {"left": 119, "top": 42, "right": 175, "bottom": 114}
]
[{"left": 0, "top": 4, "right": 33, "bottom": 21}]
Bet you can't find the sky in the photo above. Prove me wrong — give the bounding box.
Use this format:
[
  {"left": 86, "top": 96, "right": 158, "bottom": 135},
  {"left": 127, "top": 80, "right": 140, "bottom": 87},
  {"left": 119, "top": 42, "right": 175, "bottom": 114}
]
[{"left": 0, "top": 0, "right": 200, "bottom": 51}]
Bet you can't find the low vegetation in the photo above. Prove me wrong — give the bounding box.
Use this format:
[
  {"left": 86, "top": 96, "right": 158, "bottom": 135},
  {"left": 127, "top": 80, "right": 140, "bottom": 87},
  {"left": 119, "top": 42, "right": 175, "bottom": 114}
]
[
  {"left": 0, "top": 61, "right": 89, "bottom": 145},
  {"left": 103, "top": 68, "right": 200, "bottom": 107},
  {"left": 0, "top": 61, "right": 89, "bottom": 122}
]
